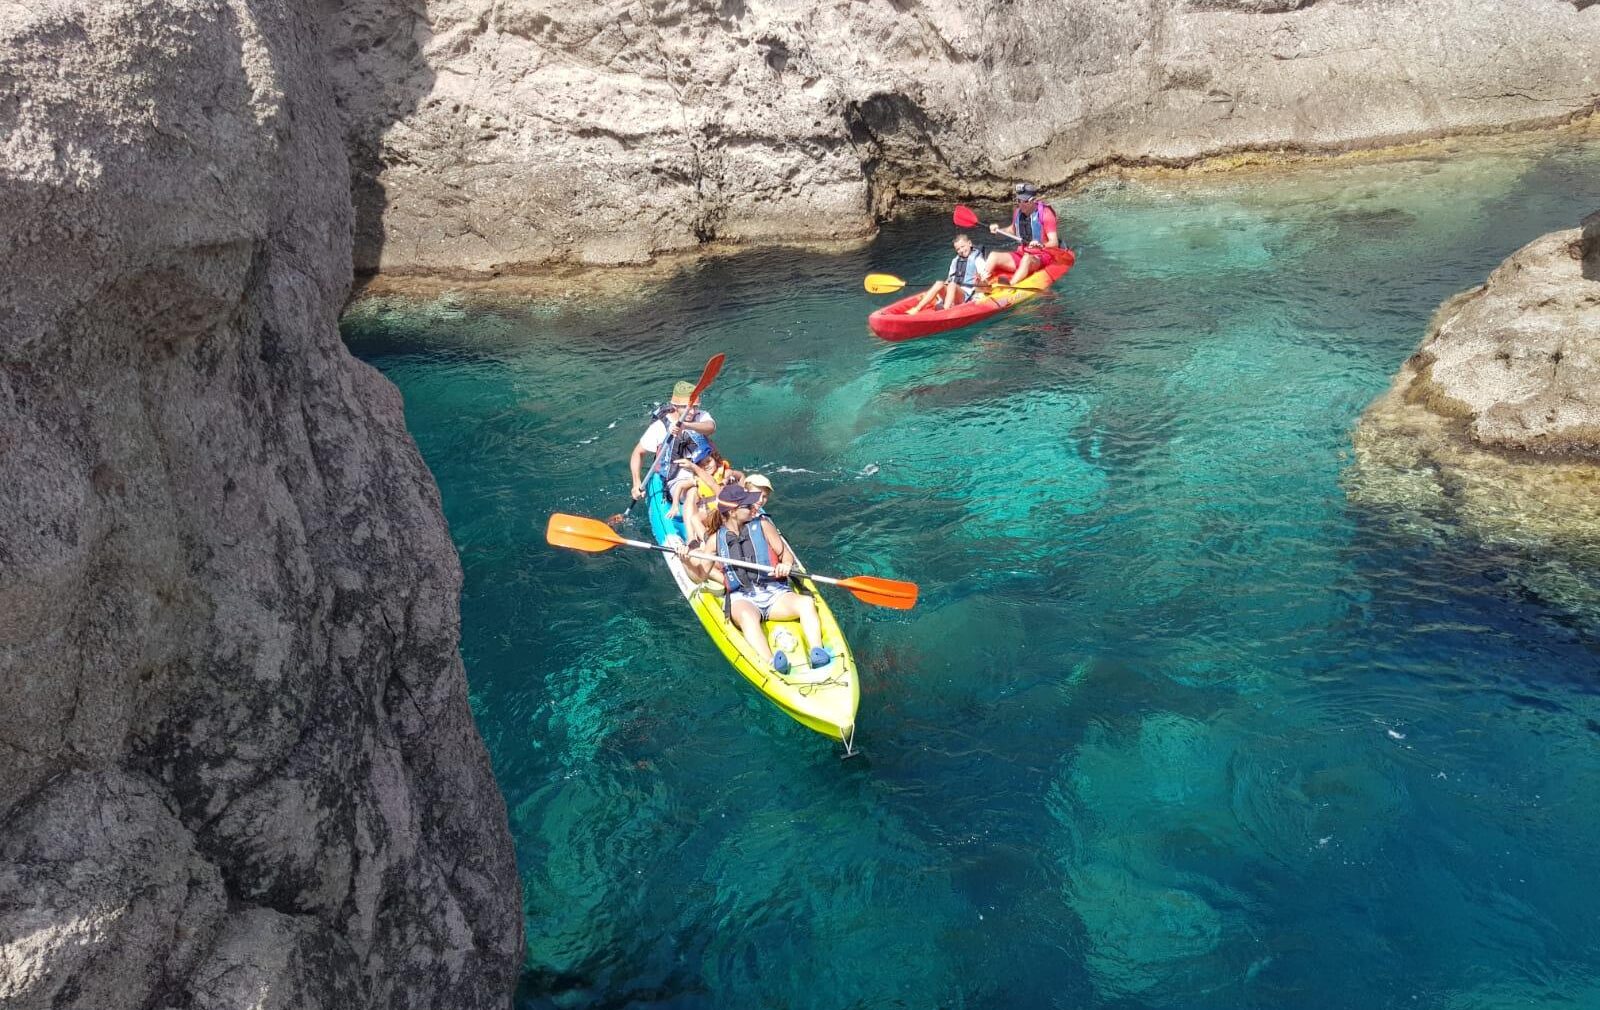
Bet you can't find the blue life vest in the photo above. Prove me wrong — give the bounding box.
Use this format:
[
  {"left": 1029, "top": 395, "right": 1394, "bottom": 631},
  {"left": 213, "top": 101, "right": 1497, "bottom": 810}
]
[
  {"left": 680, "top": 430, "right": 713, "bottom": 464},
  {"left": 1012, "top": 203, "right": 1055, "bottom": 245},
  {"left": 716, "top": 519, "right": 783, "bottom": 595},
  {"left": 946, "top": 245, "right": 988, "bottom": 290},
  {"left": 656, "top": 407, "right": 711, "bottom": 481}
]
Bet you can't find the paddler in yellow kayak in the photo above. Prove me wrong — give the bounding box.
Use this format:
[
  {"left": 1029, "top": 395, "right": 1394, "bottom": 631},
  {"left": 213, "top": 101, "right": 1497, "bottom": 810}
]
[
  {"left": 673, "top": 484, "right": 832, "bottom": 675},
  {"left": 904, "top": 233, "right": 995, "bottom": 315},
  {"left": 629, "top": 379, "right": 717, "bottom": 503}
]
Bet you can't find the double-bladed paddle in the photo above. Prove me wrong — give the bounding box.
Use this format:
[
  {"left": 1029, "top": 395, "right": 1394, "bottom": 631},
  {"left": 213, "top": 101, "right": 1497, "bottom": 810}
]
[
  {"left": 548, "top": 513, "right": 919, "bottom": 610},
  {"left": 953, "top": 203, "right": 1006, "bottom": 234},
  {"left": 608, "top": 352, "right": 726, "bottom": 526},
  {"left": 863, "top": 273, "right": 1033, "bottom": 296}
]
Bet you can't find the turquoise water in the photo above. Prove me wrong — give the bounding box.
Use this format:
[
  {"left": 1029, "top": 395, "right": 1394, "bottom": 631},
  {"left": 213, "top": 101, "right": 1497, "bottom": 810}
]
[{"left": 343, "top": 138, "right": 1600, "bottom": 1009}]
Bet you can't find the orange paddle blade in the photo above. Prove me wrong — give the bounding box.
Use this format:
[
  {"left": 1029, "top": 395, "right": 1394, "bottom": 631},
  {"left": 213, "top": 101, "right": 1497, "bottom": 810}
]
[
  {"left": 546, "top": 513, "right": 626, "bottom": 553},
  {"left": 953, "top": 204, "right": 981, "bottom": 228},
  {"left": 864, "top": 273, "right": 908, "bottom": 295},
  {"left": 691, "top": 352, "right": 725, "bottom": 404},
  {"left": 835, "top": 574, "right": 919, "bottom": 610}
]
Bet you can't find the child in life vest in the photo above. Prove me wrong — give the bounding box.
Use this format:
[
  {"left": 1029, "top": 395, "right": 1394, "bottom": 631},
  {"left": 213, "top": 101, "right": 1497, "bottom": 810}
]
[{"left": 667, "top": 449, "right": 742, "bottom": 543}]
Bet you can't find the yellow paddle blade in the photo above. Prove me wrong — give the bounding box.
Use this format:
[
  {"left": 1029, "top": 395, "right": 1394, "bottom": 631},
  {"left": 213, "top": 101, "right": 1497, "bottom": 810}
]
[
  {"left": 546, "top": 513, "right": 626, "bottom": 553},
  {"left": 835, "top": 574, "right": 919, "bottom": 610},
  {"left": 864, "top": 273, "right": 909, "bottom": 295}
]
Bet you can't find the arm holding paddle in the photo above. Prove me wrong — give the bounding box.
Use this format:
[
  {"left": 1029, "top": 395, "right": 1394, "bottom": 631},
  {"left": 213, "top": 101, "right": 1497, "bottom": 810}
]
[
  {"left": 988, "top": 221, "right": 1021, "bottom": 243},
  {"left": 612, "top": 353, "right": 726, "bottom": 520},
  {"left": 549, "top": 513, "right": 918, "bottom": 610}
]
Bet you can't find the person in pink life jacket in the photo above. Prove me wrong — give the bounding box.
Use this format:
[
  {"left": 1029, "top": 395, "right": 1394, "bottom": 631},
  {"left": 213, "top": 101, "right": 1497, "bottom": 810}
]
[
  {"left": 673, "top": 484, "right": 831, "bottom": 675},
  {"left": 984, "top": 182, "right": 1061, "bottom": 285},
  {"left": 905, "top": 234, "right": 995, "bottom": 315}
]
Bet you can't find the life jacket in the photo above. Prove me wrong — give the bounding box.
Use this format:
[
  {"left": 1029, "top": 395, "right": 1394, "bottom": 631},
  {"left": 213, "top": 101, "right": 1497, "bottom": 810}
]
[
  {"left": 1012, "top": 202, "right": 1056, "bottom": 246},
  {"left": 716, "top": 519, "right": 784, "bottom": 596},
  {"left": 697, "top": 458, "right": 731, "bottom": 498},
  {"left": 947, "top": 245, "right": 988, "bottom": 290},
  {"left": 676, "top": 429, "right": 713, "bottom": 466},
  {"left": 656, "top": 408, "right": 710, "bottom": 482}
]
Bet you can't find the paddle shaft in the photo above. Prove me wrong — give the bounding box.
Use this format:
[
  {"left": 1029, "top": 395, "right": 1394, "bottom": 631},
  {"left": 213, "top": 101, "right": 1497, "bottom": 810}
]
[
  {"left": 887, "top": 277, "right": 1036, "bottom": 294},
  {"left": 611, "top": 533, "right": 849, "bottom": 584},
  {"left": 650, "top": 354, "right": 722, "bottom": 479}
]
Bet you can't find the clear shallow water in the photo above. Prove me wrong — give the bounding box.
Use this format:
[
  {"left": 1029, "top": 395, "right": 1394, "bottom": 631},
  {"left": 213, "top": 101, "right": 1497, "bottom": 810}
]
[{"left": 344, "top": 138, "right": 1600, "bottom": 1010}]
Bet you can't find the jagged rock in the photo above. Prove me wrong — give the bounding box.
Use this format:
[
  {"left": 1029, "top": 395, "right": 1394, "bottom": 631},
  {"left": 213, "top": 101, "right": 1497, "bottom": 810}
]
[
  {"left": 1347, "top": 218, "right": 1600, "bottom": 610},
  {"left": 0, "top": 770, "right": 226, "bottom": 1010},
  {"left": 1402, "top": 227, "right": 1600, "bottom": 456},
  {"left": 0, "top": 1, "right": 521, "bottom": 1007},
  {"left": 1583, "top": 209, "right": 1599, "bottom": 280},
  {"left": 185, "top": 909, "right": 361, "bottom": 1010},
  {"left": 331, "top": 0, "right": 1600, "bottom": 275}
]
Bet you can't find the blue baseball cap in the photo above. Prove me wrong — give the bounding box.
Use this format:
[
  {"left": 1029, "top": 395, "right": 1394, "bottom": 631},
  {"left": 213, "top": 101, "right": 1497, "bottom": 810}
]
[{"left": 715, "top": 485, "right": 763, "bottom": 511}]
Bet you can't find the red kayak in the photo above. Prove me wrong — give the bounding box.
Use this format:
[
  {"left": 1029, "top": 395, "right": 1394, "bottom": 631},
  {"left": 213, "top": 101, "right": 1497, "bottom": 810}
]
[{"left": 868, "top": 248, "right": 1076, "bottom": 342}]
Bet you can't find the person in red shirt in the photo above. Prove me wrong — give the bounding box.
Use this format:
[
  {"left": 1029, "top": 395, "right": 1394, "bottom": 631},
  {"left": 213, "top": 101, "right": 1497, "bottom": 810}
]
[{"left": 986, "top": 182, "right": 1061, "bottom": 285}]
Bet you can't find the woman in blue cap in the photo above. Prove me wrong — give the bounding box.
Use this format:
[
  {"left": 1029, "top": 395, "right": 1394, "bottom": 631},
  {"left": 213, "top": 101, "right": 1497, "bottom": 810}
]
[{"left": 674, "top": 484, "right": 831, "bottom": 675}]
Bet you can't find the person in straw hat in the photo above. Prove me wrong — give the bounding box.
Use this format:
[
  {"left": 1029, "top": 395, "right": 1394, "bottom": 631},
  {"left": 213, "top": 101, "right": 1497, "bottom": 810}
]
[{"left": 629, "top": 379, "right": 717, "bottom": 502}]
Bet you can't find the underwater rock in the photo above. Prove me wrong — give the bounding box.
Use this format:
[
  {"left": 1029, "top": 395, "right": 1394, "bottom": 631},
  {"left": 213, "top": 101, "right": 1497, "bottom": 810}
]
[
  {"left": 0, "top": 2, "right": 521, "bottom": 1006},
  {"left": 331, "top": 0, "right": 1600, "bottom": 275}
]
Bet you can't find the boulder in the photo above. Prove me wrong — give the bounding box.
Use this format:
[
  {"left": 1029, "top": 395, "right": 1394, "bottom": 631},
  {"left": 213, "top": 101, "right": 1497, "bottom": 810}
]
[{"left": 1348, "top": 218, "right": 1600, "bottom": 612}]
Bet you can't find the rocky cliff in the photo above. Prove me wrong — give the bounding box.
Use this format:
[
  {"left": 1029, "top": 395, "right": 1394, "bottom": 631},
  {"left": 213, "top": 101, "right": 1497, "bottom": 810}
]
[
  {"left": 1348, "top": 217, "right": 1600, "bottom": 608},
  {"left": 332, "top": 0, "right": 1600, "bottom": 275},
  {"left": 0, "top": 2, "right": 522, "bottom": 1007}
]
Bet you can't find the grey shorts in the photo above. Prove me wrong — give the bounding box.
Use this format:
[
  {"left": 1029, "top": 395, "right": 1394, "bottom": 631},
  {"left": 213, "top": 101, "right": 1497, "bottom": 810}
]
[{"left": 731, "top": 582, "right": 789, "bottom": 618}]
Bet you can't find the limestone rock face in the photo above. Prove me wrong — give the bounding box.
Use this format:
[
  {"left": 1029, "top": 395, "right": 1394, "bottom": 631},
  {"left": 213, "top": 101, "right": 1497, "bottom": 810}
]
[
  {"left": 1583, "top": 209, "right": 1599, "bottom": 280},
  {"left": 0, "top": 2, "right": 521, "bottom": 1007},
  {"left": 332, "top": 0, "right": 1600, "bottom": 275},
  {"left": 1348, "top": 218, "right": 1600, "bottom": 611},
  {"left": 1402, "top": 227, "right": 1600, "bottom": 456}
]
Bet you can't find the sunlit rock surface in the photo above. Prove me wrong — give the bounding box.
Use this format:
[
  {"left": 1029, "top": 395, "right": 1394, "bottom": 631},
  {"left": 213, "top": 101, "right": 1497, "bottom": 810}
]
[
  {"left": 332, "top": 0, "right": 1600, "bottom": 274},
  {"left": 0, "top": 2, "right": 522, "bottom": 1006},
  {"left": 1348, "top": 218, "right": 1600, "bottom": 612}
]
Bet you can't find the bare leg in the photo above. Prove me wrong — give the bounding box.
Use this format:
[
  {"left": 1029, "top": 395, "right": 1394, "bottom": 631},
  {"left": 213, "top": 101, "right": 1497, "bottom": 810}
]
[
  {"left": 1010, "top": 252, "right": 1040, "bottom": 284},
  {"left": 984, "top": 251, "right": 1014, "bottom": 283},
  {"left": 765, "top": 593, "right": 823, "bottom": 654},
  {"left": 731, "top": 597, "right": 773, "bottom": 664},
  {"left": 905, "top": 281, "right": 946, "bottom": 315},
  {"left": 684, "top": 499, "right": 707, "bottom": 543},
  {"left": 666, "top": 480, "right": 690, "bottom": 518}
]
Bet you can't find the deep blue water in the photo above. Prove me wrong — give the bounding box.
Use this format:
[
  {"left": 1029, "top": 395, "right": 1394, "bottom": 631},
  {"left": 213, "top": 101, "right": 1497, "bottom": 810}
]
[{"left": 344, "top": 136, "right": 1600, "bottom": 1010}]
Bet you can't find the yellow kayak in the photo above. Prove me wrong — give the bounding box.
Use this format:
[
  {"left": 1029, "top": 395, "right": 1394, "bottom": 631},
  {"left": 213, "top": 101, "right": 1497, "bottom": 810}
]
[{"left": 646, "top": 472, "right": 859, "bottom": 753}]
